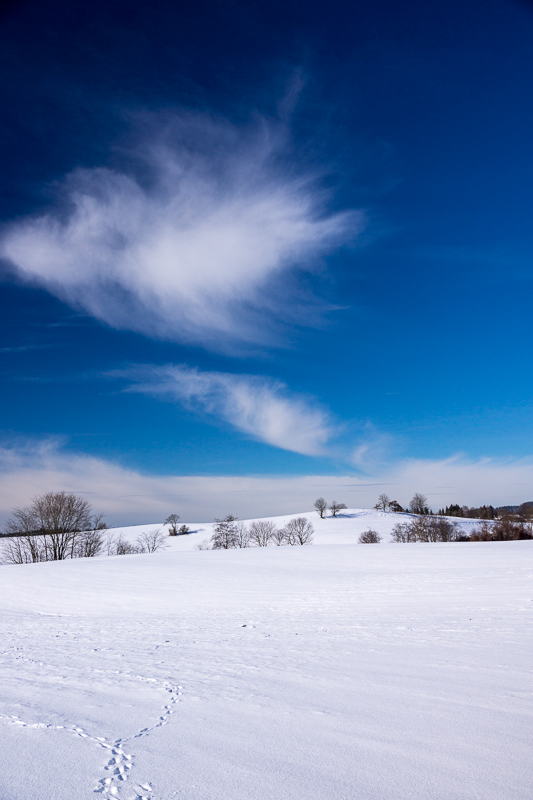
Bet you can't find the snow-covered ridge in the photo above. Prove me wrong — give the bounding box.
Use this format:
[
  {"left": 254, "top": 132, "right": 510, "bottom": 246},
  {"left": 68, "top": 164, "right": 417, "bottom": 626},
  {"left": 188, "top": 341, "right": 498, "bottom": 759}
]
[{"left": 110, "top": 507, "right": 482, "bottom": 550}]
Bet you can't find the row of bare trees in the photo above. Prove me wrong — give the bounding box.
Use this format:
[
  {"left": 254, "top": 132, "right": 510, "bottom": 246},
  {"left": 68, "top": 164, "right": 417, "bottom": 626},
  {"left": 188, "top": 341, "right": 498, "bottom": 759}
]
[
  {"left": 313, "top": 498, "right": 347, "bottom": 518},
  {"left": 391, "top": 516, "right": 462, "bottom": 543},
  {"left": 196, "top": 514, "right": 314, "bottom": 550},
  {"left": 0, "top": 492, "right": 171, "bottom": 564},
  {"left": 1, "top": 492, "right": 107, "bottom": 564}
]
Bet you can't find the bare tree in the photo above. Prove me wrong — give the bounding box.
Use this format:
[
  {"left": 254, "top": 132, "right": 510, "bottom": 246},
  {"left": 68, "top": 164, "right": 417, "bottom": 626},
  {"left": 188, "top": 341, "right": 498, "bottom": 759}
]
[
  {"left": 283, "top": 517, "right": 314, "bottom": 545},
  {"left": 136, "top": 528, "right": 168, "bottom": 553},
  {"left": 329, "top": 502, "right": 347, "bottom": 518},
  {"left": 211, "top": 515, "right": 239, "bottom": 549},
  {"left": 374, "top": 494, "right": 390, "bottom": 512},
  {"left": 248, "top": 520, "right": 277, "bottom": 547},
  {"left": 271, "top": 526, "right": 288, "bottom": 546},
  {"left": 194, "top": 538, "right": 211, "bottom": 550},
  {"left": 358, "top": 529, "right": 382, "bottom": 543},
  {"left": 314, "top": 497, "right": 328, "bottom": 518},
  {"left": 112, "top": 534, "right": 140, "bottom": 555},
  {"left": 1, "top": 492, "right": 104, "bottom": 563},
  {"left": 391, "top": 521, "right": 418, "bottom": 543},
  {"left": 391, "top": 516, "right": 460, "bottom": 543},
  {"left": 75, "top": 527, "right": 106, "bottom": 558},
  {"left": 470, "top": 521, "right": 495, "bottom": 541},
  {"left": 234, "top": 522, "right": 251, "bottom": 548},
  {"left": 165, "top": 514, "right": 180, "bottom": 535},
  {"left": 409, "top": 493, "right": 429, "bottom": 515},
  {"left": 1, "top": 535, "right": 42, "bottom": 565}
]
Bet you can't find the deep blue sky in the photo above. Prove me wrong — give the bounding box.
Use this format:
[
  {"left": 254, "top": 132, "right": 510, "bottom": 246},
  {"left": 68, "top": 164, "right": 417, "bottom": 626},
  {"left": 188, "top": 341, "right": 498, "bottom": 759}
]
[{"left": 1, "top": 0, "right": 533, "bottom": 518}]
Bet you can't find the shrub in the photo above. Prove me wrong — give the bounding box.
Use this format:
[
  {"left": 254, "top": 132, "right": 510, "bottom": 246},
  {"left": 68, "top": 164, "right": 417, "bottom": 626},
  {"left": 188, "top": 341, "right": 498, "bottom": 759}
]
[{"left": 359, "top": 529, "right": 382, "bottom": 543}]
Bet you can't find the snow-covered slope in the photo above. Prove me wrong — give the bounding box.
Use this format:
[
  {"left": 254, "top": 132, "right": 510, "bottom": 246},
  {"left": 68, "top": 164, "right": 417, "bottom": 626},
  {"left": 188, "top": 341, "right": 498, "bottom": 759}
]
[
  {"left": 0, "top": 513, "right": 531, "bottom": 800},
  {"left": 109, "top": 507, "right": 481, "bottom": 550}
]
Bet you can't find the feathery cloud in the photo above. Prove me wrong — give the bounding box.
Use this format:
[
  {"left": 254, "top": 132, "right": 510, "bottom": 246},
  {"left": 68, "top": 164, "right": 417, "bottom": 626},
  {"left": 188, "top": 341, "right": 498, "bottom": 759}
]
[
  {"left": 115, "top": 363, "right": 337, "bottom": 457},
  {"left": 0, "top": 113, "right": 363, "bottom": 352}
]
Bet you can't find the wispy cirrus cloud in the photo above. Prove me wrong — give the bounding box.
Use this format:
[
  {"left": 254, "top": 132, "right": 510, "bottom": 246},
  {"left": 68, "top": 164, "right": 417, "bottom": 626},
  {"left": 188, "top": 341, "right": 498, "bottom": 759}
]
[
  {"left": 0, "top": 112, "right": 363, "bottom": 353},
  {"left": 114, "top": 363, "right": 337, "bottom": 457}
]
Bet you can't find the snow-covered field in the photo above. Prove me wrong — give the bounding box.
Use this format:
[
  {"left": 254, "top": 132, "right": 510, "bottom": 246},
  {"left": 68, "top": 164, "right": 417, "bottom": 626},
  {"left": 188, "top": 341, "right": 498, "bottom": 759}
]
[{"left": 1, "top": 509, "right": 531, "bottom": 799}]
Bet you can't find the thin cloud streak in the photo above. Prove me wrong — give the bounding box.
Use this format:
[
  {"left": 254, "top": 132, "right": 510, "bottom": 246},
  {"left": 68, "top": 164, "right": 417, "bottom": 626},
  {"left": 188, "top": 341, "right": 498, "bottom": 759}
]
[
  {"left": 0, "top": 112, "right": 364, "bottom": 352},
  {"left": 1, "top": 440, "right": 533, "bottom": 527},
  {"left": 115, "top": 363, "right": 337, "bottom": 457}
]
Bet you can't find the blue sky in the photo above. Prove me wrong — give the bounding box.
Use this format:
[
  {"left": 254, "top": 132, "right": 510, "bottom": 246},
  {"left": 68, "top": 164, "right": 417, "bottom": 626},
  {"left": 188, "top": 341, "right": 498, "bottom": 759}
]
[{"left": 1, "top": 0, "right": 533, "bottom": 523}]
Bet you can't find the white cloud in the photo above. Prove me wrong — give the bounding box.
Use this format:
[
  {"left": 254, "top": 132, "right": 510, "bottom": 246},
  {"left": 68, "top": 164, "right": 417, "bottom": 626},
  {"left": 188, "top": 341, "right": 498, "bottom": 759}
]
[
  {"left": 1, "top": 441, "right": 533, "bottom": 527},
  {"left": 115, "top": 363, "right": 337, "bottom": 457},
  {"left": 0, "top": 113, "right": 363, "bottom": 352}
]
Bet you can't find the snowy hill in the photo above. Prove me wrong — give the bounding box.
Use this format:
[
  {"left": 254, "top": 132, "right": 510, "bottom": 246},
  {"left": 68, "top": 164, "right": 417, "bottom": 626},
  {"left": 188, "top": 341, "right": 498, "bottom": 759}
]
[
  {"left": 0, "top": 510, "right": 531, "bottom": 800},
  {"left": 109, "top": 507, "right": 482, "bottom": 551}
]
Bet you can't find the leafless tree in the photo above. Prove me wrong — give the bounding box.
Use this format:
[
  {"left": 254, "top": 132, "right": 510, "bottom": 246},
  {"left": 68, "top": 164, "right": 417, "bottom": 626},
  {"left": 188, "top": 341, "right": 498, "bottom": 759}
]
[
  {"left": 409, "top": 493, "right": 429, "bottom": 515},
  {"left": 329, "top": 502, "right": 347, "bottom": 518},
  {"left": 314, "top": 497, "right": 328, "bottom": 518},
  {"left": 248, "top": 520, "right": 276, "bottom": 547},
  {"left": 165, "top": 514, "right": 180, "bottom": 535},
  {"left": 374, "top": 494, "right": 390, "bottom": 512},
  {"left": 234, "top": 522, "right": 251, "bottom": 548},
  {"left": 75, "top": 527, "right": 106, "bottom": 558},
  {"left": 194, "top": 538, "right": 211, "bottom": 550},
  {"left": 271, "top": 526, "right": 288, "bottom": 546},
  {"left": 1, "top": 492, "right": 105, "bottom": 563},
  {"left": 211, "top": 515, "right": 239, "bottom": 549},
  {"left": 391, "top": 515, "right": 460, "bottom": 543},
  {"left": 470, "top": 521, "right": 495, "bottom": 541},
  {"left": 391, "top": 521, "right": 418, "bottom": 543},
  {"left": 430, "top": 516, "right": 460, "bottom": 542},
  {"left": 112, "top": 534, "right": 140, "bottom": 555},
  {"left": 136, "top": 528, "right": 168, "bottom": 553},
  {"left": 0, "top": 535, "right": 42, "bottom": 564},
  {"left": 358, "top": 529, "right": 382, "bottom": 543},
  {"left": 283, "top": 517, "right": 314, "bottom": 545}
]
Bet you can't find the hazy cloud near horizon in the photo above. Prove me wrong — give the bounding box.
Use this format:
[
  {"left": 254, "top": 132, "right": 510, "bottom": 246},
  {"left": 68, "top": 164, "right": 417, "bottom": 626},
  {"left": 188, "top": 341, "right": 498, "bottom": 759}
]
[
  {"left": 1, "top": 439, "right": 532, "bottom": 527},
  {"left": 0, "top": 112, "right": 362, "bottom": 353}
]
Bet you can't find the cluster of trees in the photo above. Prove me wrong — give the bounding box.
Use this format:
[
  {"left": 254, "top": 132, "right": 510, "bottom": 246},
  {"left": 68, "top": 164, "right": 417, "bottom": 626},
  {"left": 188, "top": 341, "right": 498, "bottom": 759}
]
[
  {"left": 373, "top": 493, "right": 427, "bottom": 514},
  {"left": 196, "top": 514, "right": 314, "bottom": 550},
  {"left": 469, "top": 517, "right": 532, "bottom": 541},
  {"left": 0, "top": 492, "right": 169, "bottom": 564},
  {"left": 164, "top": 514, "right": 190, "bottom": 536},
  {"left": 378, "top": 493, "right": 533, "bottom": 524},
  {"left": 388, "top": 508, "right": 532, "bottom": 543},
  {"left": 313, "top": 498, "right": 347, "bottom": 518},
  {"left": 437, "top": 504, "right": 496, "bottom": 519},
  {"left": 391, "top": 516, "right": 465, "bottom": 543}
]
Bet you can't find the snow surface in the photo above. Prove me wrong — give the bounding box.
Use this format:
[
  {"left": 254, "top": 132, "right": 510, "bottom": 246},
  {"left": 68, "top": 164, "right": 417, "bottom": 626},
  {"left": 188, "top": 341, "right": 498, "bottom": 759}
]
[{"left": 1, "top": 509, "right": 532, "bottom": 799}]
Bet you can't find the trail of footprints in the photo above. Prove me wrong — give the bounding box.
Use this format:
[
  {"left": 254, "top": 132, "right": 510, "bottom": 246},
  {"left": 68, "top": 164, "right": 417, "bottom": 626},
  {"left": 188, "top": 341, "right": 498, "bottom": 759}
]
[{"left": 1, "top": 675, "right": 182, "bottom": 799}]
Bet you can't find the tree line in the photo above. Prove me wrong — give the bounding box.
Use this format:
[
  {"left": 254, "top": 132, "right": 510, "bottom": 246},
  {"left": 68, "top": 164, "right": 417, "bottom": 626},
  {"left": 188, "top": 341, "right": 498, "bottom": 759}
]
[
  {"left": 195, "top": 514, "right": 314, "bottom": 550},
  {"left": 0, "top": 492, "right": 170, "bottom": 564},
  {"left": 372, "top": 493, "right": 533, "bottom": 542}
]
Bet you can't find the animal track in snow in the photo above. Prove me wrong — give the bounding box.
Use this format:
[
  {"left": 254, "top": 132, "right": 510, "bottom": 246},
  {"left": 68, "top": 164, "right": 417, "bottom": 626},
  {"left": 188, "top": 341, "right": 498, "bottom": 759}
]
[{"left": 0, "top": 676, "right": 182, "bottom": 799}]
